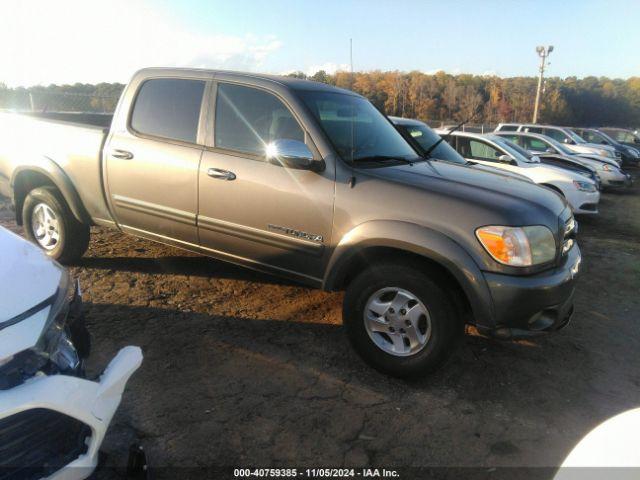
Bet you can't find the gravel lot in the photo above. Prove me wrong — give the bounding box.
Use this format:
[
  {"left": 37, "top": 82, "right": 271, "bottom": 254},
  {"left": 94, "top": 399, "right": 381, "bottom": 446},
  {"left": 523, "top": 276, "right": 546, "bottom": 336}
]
[{"left": 1, "top": 178, "right": 639, "bottom": 479}]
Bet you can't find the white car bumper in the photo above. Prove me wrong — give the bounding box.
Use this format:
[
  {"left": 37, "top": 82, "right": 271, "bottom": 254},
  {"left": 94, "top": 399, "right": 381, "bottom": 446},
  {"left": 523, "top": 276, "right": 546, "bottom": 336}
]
[
  {"left": 0, "top": 346, "right": 142, "bottom": 480},
  {"left": 565, "top": 188, "right": 600, "bottom": 215}
]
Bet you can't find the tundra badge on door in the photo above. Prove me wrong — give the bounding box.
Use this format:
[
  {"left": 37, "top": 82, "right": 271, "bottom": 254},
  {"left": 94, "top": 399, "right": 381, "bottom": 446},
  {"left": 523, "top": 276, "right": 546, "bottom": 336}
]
[{"left": 268, "top": 224, "right": 324, "bottom": 243}]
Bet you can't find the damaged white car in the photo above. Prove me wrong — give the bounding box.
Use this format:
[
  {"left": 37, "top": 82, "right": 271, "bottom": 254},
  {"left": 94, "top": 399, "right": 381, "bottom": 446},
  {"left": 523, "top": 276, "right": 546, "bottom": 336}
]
[{"left": 0, "top": 227, "right": 142, "bottom": 480}]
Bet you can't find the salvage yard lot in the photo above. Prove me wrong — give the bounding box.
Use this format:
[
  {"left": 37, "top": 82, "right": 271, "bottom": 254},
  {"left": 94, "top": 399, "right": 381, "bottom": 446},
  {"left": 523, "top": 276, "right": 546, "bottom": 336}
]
[{"left": 1, "top": 179, "right": 639, "bottom": 475}]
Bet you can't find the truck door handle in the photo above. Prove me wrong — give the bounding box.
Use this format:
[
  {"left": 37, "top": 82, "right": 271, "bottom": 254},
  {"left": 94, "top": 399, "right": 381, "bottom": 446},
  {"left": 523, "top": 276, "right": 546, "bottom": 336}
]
[
  {"left": 111, "top": 149, "right": 134, "bottom": 160},
  {"left": 207, "top": 168, "right": 236, "bottom": 181}
]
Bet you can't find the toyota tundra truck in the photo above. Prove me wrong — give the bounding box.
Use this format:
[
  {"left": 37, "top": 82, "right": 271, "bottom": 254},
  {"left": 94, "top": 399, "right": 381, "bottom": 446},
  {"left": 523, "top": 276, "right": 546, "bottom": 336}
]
[{"left": 0, "top": 68, "right": 581, "bottom": 377}]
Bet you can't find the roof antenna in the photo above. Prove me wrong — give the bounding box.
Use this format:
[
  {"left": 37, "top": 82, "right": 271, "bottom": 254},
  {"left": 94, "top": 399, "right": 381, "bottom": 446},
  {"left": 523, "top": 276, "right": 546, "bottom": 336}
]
[{"left": 349, "top": 38, "right": 357, "bottom": 188}]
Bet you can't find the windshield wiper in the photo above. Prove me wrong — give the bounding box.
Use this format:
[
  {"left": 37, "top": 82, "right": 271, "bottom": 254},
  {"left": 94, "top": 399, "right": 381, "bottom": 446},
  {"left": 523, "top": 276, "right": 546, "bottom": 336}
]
[
  {"left": 422, "top": 117, "right": 470, "bottom": 158},
  {"left": 354, "top": 155, "right": 420, "bottom": 166}
]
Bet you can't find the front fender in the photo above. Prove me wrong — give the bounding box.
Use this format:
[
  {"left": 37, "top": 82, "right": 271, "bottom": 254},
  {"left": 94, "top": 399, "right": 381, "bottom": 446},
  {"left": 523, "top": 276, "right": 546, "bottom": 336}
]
[
  {"left": 11, "top": 158, "right": 90, "bottom": 225},
  {"left": 324, "top": 220, "right": 495, "bottom": 328}
]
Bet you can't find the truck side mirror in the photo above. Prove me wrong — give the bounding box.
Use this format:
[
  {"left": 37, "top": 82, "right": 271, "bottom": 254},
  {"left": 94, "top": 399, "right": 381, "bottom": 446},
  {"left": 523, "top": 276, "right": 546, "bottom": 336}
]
[
  {"left": 498, "top": 154, "right": 514, "bottom": 164},
  {"left": 265, "top": 139, "right": 317, "bottom": 170},
  {"left": 546, "top": 147, "right": 556, "bottom": 154}
]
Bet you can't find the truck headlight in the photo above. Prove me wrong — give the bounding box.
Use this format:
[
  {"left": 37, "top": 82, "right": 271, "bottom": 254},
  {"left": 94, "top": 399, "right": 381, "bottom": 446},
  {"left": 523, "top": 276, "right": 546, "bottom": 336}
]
[
  {"left": 573, "top": 180, "right": 597, "bottom": 192},
  {"left": 598, "top": 149, "right": 614, "bottom": 158},
  {"left": 601, "top": 164, "right": 612, "bottom": 171},
  {"left": 476, "top": 225, "right": 556, "bottom": 267}
]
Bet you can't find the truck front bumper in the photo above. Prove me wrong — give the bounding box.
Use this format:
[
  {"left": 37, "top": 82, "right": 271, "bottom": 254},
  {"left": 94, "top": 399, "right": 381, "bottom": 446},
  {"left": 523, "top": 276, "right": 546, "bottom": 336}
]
[
  {"left": 478, "top": 244, "right": 581, "bottom": 339},
  {"left": 0, "top": 346, "right": 143, "bottom": 480}
]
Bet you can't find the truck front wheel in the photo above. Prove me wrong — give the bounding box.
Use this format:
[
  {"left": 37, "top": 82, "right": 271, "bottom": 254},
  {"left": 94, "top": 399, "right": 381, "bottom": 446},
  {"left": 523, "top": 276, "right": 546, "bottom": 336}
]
[
  {"left": 343, "top": 262, "right": 461, "bottom": 377},
  {"left": 22, "top": 186, "right": 90, "bottom": 264}
]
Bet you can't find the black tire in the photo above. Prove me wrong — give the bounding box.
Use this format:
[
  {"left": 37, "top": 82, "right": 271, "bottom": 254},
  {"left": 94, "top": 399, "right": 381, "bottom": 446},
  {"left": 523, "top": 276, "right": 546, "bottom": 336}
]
[
  {"left": 343, "top": 261, "right": 461, "bottom": 377},
  {"left": 22, "top": 186, "right": 90, "bottom": 263}
]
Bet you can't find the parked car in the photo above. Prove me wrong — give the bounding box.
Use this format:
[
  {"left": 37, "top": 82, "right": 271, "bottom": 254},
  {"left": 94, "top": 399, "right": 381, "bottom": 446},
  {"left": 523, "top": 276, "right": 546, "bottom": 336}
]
[
  {"left": 572, "top": 127, "right": 640, "bottom": 168},
  {"left": 0, "top": 68, "right": 582, "bottom": 377},
  {"left": 494, "top": 131, "right": 632, "bottom": 190},
  {"left": 495, "top": 123, "right": 621, "bottom": 163},
  {"left": 0, "top": 226, "right": 142, "bottom": 479},
  {"left": 390, "top": 116, "right": 534, "bottom": 183},
  {"left": 555, "top": 408, "right": 640, "bottom": 475},
  {"left": 439, "top": 130, "right": 600, "bottom": 214},
  {"left": 600, "top": 127, "right": 640, "bottom": 157},
  {"left": 493, "top": 132, "right": 601, "bottom": 189}
]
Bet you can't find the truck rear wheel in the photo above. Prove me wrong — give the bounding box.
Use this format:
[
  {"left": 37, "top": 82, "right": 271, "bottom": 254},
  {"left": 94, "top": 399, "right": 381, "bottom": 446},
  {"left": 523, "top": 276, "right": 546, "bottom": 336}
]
[
  {"left": 22, "top": 186, "right": 90, "bottom": 264},
  {"left": 343, "top": 262, "right": 461, "bottom": 377}
]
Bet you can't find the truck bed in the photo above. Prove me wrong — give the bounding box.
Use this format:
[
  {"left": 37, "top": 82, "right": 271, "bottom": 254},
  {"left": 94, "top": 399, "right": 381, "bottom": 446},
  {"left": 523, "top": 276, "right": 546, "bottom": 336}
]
[
  {"left": 20, "top": 111, "right": 114, "bottom": 128},
  {"left": 0, "top": 111, "right": 114, "bottom": 224}
]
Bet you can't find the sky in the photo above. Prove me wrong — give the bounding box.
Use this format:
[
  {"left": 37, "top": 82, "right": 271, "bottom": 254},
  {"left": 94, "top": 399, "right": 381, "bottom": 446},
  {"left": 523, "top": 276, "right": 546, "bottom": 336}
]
[{"left": 1, "top": 0, "right": 639, "bottom": 87}]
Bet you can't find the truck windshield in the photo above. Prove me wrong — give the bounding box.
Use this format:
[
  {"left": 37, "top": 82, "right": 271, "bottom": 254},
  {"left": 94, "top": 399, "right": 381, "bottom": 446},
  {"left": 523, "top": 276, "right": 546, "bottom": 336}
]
[
  {"left": 297, "top": 91, "right": 420, "bottom": 164},
  {"left": 397, "top": 123, "right": 466, "bottom": 164}
]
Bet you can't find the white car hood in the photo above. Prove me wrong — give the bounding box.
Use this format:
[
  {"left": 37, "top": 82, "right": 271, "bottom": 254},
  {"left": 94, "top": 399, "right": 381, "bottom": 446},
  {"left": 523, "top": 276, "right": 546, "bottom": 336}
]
[
  {"left": 576, "top": 153, "right": 620, "bottom": 167},
  {"left": 0, "top": 227, "right": 61, "bottom": 323}
]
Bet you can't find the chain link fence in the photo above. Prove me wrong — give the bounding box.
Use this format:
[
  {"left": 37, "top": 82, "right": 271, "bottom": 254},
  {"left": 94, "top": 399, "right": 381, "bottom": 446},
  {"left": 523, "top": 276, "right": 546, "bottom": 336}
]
[
  {"left": 423, "top": 120, "right": 497, "bottom": 133},
  {"left": 0, "top": 91, "right": 121, "bottom": 113}
]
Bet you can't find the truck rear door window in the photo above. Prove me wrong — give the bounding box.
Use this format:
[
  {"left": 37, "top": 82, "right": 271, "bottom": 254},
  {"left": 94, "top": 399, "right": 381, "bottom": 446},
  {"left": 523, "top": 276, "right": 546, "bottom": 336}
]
[
  {"left": 214, "top": 83, "right": 304, "bottom": 156},
  {"left": 130, "top": 78, "right": 205, "bottom": 144}
]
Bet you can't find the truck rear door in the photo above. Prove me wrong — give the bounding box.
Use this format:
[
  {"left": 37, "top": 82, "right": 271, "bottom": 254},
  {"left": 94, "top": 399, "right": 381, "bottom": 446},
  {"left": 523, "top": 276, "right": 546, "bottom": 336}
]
[{"left": 104, "top": 77, "right": 206, "bottom": 244}]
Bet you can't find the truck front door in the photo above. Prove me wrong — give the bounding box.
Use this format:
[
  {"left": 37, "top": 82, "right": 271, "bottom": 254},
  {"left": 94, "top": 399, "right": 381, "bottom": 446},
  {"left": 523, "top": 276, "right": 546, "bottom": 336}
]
[{"left": 197, "top": 82, "right": 334, "bottom": 283}]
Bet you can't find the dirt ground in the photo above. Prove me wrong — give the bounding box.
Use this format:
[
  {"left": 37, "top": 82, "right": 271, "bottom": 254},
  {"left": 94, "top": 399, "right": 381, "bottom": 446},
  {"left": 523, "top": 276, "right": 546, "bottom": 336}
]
[{"left": 1, "top": 177, "right": 639, "bottom": 479}]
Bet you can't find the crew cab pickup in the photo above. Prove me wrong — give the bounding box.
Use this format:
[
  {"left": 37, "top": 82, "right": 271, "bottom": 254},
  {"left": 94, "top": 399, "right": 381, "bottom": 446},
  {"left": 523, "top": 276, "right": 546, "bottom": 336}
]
[{"left": 0, "top": 68, "right": 582, "bottom": 377}]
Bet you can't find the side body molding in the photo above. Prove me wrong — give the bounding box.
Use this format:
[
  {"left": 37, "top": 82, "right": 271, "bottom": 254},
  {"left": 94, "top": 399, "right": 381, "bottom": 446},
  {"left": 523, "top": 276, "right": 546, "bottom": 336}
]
[{"left": 323, "top": 220, "right": 495, "bottom": 328}]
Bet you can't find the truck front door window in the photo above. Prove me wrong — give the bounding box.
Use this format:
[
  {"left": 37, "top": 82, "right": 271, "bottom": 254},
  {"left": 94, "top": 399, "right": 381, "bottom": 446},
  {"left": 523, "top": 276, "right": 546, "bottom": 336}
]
[{"left": 214, "top": 83, "right": 304, "bottom": 156}]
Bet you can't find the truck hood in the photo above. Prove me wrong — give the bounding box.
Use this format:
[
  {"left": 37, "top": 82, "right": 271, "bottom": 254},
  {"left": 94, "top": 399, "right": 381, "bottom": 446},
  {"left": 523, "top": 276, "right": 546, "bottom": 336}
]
[{"left": 366, "top": 160, "right": 567, "bottom": 217}]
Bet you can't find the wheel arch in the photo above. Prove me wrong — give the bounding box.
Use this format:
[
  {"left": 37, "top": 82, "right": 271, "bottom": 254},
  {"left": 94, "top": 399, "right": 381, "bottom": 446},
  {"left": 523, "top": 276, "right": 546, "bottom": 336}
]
[
  {"left": 541, "top": 182, "right": 565, "bottom": 197},
  {"left": 11, "top": 162, "right": 90, "bottom": 226},
  {"left": 323, "top": 220, "right": 495, "bottom": 328}
]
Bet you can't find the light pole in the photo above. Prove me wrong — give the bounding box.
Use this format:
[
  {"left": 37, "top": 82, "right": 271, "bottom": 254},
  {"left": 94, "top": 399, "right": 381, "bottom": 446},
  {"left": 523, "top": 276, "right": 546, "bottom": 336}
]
[{"left": 532, "top": 45, "right": 553, "bottom": 124}]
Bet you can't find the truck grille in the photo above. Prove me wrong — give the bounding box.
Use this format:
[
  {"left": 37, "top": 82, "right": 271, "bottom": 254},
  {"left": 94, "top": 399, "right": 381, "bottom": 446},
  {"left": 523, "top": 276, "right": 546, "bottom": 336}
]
[{"left": 0, "top": 409, "right": 91, "bottom": 480}]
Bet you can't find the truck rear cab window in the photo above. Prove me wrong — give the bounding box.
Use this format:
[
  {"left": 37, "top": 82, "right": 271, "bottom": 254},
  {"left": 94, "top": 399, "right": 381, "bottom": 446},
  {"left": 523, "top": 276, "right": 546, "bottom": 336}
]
[
  {"left": 214, "top": 83, "right": 304, "bottom": 156},
  {"left": 499, "top": 125, "right": 518, "bottom": 131},
  {"left": 130, "top": 78, "right": 205, "bottom": 143}
]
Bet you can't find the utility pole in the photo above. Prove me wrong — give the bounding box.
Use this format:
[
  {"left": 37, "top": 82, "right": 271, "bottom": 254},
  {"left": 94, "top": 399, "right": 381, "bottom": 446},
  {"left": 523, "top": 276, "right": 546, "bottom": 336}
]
[
  {"left": 532, "top": 45, "right": 553, "bottom": 124},
  {"left": 349, "top": 39, "right": 354, "bottom": 85}
]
